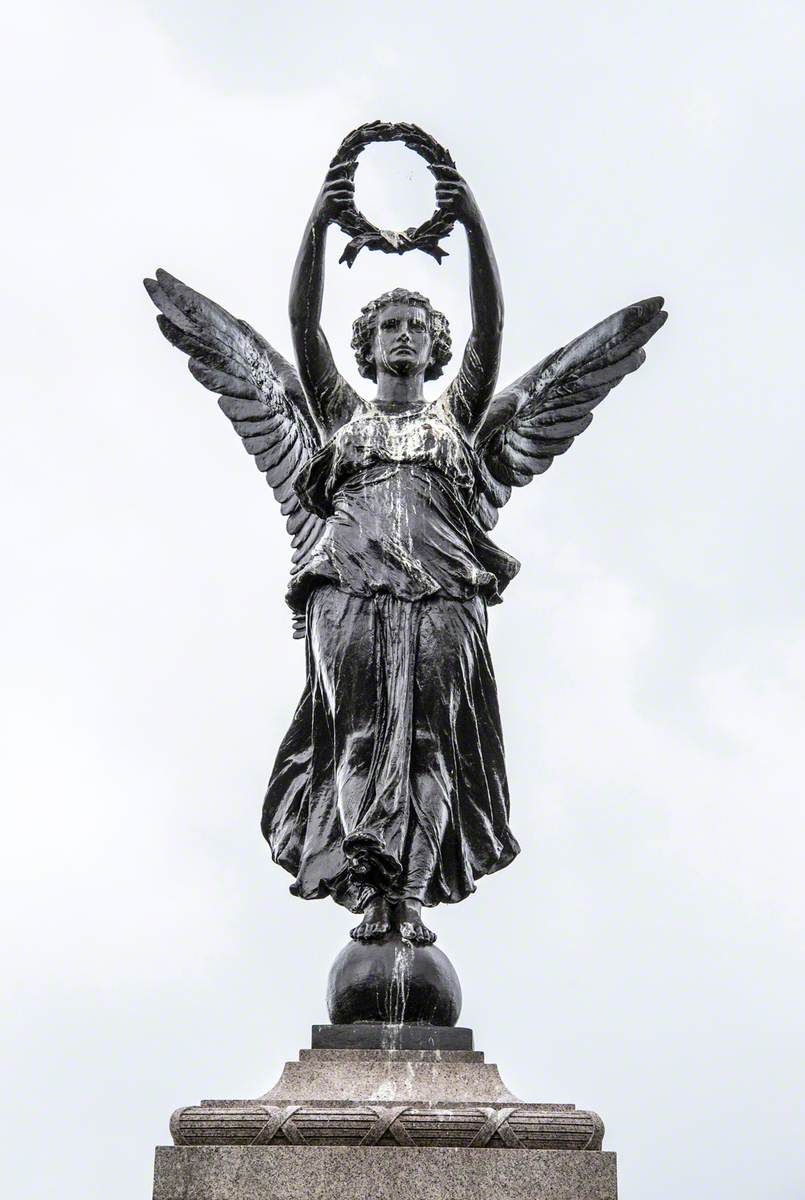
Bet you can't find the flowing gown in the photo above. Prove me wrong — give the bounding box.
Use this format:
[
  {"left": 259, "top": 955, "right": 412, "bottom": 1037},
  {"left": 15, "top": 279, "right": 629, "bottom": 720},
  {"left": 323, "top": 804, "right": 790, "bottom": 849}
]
[{"left": 261, "top": 396, "right": 521, "bottom": 913}]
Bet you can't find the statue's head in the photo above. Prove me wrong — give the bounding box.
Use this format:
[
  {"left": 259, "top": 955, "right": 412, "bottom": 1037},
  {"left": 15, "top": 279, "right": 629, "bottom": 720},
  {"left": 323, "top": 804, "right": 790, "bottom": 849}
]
[{"left": 351, "top": 289, "right": 452, "bottom": 383}]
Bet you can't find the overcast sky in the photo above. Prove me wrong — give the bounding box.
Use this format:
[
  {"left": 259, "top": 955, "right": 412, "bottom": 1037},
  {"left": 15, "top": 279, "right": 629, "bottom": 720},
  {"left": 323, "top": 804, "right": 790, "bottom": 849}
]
[{"left": 2, "top": 2, "right": 803, "bottom": 1197}]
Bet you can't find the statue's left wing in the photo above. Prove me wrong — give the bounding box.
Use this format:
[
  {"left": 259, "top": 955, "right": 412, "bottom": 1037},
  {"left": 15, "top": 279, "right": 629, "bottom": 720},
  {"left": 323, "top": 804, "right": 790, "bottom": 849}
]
[
  {"left": 474, "top": 297, "right": 667, "bottom": 529},
  {"left": 144, "top": 269, "right": 325, "bottom": 637}
]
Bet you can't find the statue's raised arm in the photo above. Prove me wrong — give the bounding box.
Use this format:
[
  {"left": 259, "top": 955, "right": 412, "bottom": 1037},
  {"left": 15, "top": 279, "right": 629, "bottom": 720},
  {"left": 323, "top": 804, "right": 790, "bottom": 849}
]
[
  {"left": 288, "top": 158, "right": 364, "bottom": 438},
  {"left": 434, "top": 165, "right": 505, "bottom": 435}
]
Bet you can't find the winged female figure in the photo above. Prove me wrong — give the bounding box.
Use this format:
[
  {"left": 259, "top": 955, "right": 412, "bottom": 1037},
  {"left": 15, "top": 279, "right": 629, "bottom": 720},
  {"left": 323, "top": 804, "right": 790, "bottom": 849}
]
[{"left": 145, "top": 132, "right": 666, "bottom": 947}]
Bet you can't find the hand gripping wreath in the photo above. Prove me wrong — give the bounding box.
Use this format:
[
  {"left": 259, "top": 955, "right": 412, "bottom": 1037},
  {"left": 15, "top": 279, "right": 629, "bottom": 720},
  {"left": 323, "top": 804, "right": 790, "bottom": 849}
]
[{"left": 330, "top": 121, "right": 457, "bottom": 268}]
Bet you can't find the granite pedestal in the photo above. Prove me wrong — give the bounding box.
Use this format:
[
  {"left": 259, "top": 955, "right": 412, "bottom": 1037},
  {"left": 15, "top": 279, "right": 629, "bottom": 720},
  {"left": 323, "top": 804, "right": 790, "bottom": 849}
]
[{"left": 153, "top": 1033, "right": 616, "bottom": 1200}]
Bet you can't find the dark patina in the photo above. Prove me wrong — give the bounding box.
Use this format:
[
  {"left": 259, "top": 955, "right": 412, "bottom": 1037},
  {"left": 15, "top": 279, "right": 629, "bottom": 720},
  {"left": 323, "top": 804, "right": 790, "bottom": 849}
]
[{"left": 145, "top": 123, "right": 666, "bottom": 1003}]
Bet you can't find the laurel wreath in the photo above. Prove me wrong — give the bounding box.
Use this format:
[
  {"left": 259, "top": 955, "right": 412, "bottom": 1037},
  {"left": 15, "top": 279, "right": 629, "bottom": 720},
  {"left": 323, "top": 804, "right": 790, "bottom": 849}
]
[{"left": 329, "top": 121, "right": 457, "bottom": 267}]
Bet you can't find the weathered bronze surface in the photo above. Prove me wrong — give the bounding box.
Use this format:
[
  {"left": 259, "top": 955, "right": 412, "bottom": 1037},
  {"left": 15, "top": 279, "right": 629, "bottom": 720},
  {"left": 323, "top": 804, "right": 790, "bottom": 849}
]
[{"left": 145, "top": 121, "right": 666, "bottom": 952}]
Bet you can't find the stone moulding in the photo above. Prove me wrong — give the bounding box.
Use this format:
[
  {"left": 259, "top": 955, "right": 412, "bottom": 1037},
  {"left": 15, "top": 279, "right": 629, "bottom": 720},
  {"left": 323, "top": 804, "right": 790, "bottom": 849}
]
[{"left": 170, "top": 1102, "right": 604, "bottom": 1151}]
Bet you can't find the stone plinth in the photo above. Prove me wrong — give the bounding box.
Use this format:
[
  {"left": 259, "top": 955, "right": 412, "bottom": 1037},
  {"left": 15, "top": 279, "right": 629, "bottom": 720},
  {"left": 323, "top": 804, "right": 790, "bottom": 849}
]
[
  {"left": 312, "top": 1021, "right": 473, "bottom": 1050},
  {"left": 153, "top": 1039, "right": 616, "bottom": 1200},
  {"left": 154, "top": 1145, "right": 617, "bottom": 1200}
]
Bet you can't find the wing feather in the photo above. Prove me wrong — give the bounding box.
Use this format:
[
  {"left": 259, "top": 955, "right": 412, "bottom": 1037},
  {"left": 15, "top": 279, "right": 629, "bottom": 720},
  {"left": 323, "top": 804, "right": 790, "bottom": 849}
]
[
  {"left": 219, "top": 396, "right": 275, "bottom": 424},
  {"left": 291, "top": 521, "right": 324, "bottom": 566},
  {"left": 234, "top": 414, "right": 289, "bottom": 438},
  {"left": 240, "top": 431, "right": 287, "bottom": 455},
  {"left": 279, "top": 492, "right": 301, "bottom": 516},
  {"left": 248, "top": 422, "right": 300, "bottom": 466},
  {"left": 257, "top": 451, "right": 300, "bottom": 490},
  {"left": 190, "top": 360, "right": 264, "bottom": 402},
  {"left": 286, "top": 505, "right": 312, "bottom": 536}
]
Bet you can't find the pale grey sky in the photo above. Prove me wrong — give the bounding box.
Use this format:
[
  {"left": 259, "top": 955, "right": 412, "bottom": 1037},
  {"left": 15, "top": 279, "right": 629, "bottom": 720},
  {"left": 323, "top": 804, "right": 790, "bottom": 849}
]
[{"left": 2, "top": 2, "right": 803, "bottom": 1197}]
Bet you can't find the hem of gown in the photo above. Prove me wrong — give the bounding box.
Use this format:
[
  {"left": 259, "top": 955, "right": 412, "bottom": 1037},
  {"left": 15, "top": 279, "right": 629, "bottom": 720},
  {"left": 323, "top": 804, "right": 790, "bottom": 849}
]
[{"left": 283, "top": 836, "right": 521, "bottom": 914}]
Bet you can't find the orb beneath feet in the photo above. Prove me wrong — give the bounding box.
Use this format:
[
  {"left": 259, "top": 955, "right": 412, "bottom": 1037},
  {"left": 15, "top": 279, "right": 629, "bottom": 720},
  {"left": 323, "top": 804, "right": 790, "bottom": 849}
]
[{"left": 327, "top": 932, "right": 462, "bottom": 1026}]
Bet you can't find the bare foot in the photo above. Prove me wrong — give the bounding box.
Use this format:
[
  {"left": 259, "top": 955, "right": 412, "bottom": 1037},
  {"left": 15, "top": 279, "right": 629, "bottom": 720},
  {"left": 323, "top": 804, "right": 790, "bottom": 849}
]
[
  {"left": 350, "top": 895, "right": 392, "bottom": 942},
  {"left": 394, "top": 898, "right": 436, "bottom": 945}
]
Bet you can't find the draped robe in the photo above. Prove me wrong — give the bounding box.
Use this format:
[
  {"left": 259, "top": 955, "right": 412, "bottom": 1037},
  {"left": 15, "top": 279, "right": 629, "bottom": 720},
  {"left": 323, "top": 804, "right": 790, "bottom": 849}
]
[{"left": 261, "top": 397, "right": 521, "bottom": 912}]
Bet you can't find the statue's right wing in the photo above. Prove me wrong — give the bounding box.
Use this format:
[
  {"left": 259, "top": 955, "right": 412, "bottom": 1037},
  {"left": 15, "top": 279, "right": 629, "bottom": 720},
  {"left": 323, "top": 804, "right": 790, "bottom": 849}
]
[{"left": 144, "top": 270, "right": 328, "bottom": 635}]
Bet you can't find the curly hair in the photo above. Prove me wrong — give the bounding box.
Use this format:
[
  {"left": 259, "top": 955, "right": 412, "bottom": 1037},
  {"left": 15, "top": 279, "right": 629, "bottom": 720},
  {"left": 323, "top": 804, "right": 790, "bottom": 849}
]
[{"left": 350, "top": 288, "right": 452, "bottom": 383}]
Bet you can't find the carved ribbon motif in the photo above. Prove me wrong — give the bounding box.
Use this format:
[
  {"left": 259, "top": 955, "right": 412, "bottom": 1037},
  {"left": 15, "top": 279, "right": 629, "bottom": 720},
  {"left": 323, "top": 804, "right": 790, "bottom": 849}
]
[{"left": 171, "top": 1102, "right": 605, "bottom": 1151}]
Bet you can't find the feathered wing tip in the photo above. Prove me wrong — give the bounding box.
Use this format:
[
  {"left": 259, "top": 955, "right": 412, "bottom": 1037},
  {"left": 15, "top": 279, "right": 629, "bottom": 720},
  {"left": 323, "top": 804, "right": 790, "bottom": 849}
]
[
  {"left": 475, "top": 296, "right": 667, "bottom": 522},
  {"left": 551, "top": 296, "right": 667, "bottom": 383},
  {"left": 144, "top": 269, "right": 325, "bottom": 635}
]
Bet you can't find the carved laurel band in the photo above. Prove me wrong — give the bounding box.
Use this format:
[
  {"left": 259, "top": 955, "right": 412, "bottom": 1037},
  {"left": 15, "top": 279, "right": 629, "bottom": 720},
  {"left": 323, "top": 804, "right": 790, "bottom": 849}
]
[{"left": 170, "top": 1102, "right": 605, "bottom": 1151}]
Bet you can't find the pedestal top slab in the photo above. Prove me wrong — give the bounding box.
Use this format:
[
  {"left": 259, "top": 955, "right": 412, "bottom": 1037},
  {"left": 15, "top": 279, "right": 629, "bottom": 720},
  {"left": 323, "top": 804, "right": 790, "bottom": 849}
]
[{"left": 257, "top": 1046, "right": 519, "bottom": 1104}]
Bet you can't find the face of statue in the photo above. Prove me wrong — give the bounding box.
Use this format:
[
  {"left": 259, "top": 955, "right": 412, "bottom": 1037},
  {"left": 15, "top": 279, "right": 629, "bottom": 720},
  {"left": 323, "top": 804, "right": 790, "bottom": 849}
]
[{"left": 372, "top": 303, "right": 433, "bottom": 378}]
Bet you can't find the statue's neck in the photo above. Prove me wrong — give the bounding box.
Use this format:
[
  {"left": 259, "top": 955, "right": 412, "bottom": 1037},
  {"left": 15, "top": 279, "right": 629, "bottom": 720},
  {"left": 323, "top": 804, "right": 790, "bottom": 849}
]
[{"left": 374, "top": 371, "right": 426, "bottom": 414}]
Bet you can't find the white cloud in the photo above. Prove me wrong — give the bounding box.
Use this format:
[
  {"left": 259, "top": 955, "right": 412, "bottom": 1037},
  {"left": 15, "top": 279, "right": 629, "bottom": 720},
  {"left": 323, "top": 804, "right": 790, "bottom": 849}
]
[{"left": 2, "top": 2, "right": 804, "bottom": 1198}]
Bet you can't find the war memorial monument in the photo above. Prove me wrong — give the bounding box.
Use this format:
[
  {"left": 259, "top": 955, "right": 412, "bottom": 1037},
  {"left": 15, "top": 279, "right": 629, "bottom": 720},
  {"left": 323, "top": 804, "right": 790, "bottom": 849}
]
[{"left": 145, "top": 120, "right": 667, "bottom": 1199}]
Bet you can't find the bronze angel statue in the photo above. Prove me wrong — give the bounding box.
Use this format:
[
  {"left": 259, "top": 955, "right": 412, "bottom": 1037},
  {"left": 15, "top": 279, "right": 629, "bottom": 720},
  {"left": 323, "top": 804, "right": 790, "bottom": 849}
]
[{"left": 145, "top": 123, "right": 666, "bottom": 949}]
